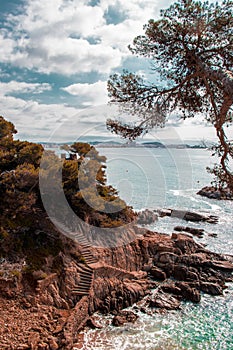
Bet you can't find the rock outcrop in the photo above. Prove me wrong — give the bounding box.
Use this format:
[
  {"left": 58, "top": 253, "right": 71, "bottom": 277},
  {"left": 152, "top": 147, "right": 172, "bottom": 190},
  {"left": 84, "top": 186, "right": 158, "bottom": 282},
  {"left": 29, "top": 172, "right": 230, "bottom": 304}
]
[
  {"left": 0, "top": 227, "right": 233, "bottom": 349},
  {"left": 157, "top": 208, "right": 218, "bottom": 223},
  {"left": 174, "top": 226, "right": 205, "bottom": 238},
  {"left": 197, "top": 186, "right": 233, "bottom": 200}
]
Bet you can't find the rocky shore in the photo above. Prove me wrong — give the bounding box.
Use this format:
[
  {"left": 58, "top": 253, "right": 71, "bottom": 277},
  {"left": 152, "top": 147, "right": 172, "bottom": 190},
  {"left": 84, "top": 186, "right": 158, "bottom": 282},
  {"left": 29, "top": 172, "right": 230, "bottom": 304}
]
[{"left": 0, "top": 225, "right": 233, "bottom": 349}]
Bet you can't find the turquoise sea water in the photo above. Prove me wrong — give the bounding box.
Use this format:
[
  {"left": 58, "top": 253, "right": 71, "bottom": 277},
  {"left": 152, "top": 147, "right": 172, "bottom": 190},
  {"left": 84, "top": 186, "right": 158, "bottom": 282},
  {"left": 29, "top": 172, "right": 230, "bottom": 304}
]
[{"left": 77, "top": 148, "right": 233, "bottom": 350}]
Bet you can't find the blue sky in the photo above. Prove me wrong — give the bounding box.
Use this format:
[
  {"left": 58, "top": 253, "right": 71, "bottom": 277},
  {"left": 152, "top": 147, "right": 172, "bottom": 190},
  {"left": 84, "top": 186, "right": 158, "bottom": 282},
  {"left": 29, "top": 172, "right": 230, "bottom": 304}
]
[{"left": 0, "top": 0, "right": 218, "bottom": 142}]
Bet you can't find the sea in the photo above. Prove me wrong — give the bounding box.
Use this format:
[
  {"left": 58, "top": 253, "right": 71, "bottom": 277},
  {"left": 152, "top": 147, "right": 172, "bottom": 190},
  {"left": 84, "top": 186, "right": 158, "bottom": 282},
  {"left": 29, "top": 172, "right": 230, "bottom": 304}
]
[{"left": 73, "top": 147, "right": 233, "bottom": 350}]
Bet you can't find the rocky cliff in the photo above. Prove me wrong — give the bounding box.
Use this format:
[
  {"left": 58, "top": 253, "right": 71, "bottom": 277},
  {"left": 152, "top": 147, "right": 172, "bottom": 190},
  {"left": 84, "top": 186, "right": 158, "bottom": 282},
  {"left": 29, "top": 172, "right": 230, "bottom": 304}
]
[{"left": 0, "top": 226, "right": 233, "bottom": 349}]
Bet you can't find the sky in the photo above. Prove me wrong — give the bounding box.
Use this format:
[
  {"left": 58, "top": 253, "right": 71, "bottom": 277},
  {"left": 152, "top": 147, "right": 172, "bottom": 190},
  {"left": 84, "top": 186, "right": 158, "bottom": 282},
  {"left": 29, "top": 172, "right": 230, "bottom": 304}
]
[{"left": 0, "top": 0, "right": 220, "bottom": 143}]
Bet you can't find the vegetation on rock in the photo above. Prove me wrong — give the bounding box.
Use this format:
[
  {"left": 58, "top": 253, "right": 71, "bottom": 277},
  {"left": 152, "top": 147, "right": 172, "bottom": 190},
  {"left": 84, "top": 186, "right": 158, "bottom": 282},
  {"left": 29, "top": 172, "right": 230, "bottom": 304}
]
[{"left": 0, "top": 116, "right": 134, "bottom": 271}]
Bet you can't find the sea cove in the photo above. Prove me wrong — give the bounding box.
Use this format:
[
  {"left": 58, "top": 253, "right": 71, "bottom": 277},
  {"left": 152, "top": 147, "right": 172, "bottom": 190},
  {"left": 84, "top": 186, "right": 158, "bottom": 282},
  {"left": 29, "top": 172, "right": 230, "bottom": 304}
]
[{"left": 80, "top": 147, "right": 233, "bottom": 350}]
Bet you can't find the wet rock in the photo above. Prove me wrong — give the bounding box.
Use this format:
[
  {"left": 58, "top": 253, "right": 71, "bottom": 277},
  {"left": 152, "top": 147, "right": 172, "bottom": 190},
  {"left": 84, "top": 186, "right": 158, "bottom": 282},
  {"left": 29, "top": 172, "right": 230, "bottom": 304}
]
[
  {"left": 112, "top": 310, "right": 138, "bottom": 327},
  {"left": 161, "top": 283, "right": 182, "bottom": 296},
  {"left": 172, "top": 233, "right": 204, "bottom": 254},
  {"left": 178, "top": 253, "right": 206, "bottom": 267},
  {"left": 208, "top": 260, "right": 233, "bottom": 271},
  {"left": 176, "top": 282, "right": 201, "bottom": 303},
  {"left": 149, "top": 291, "right": 181, "bottom": 310},
  {"left": 208, "top": 233, "right": 218, "bottom": 238},
  {"left": 174, "top": 226, "right": 204, "bottom": 238},
  {"left": 171, "top": 210, "right": 218, "bottom": 224},
  {"left": 200, "top": 282, "right": 223, "bottom": 295},
  {"left": 86, "top": 316, "right": 103, "bottom": 329}
]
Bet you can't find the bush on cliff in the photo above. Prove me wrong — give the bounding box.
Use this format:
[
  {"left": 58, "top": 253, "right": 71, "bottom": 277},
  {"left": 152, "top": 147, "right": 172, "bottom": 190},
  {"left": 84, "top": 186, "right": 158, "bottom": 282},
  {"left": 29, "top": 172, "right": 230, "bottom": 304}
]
[{"left": 0, "top": 116, "right": 134, "bottom": 271}]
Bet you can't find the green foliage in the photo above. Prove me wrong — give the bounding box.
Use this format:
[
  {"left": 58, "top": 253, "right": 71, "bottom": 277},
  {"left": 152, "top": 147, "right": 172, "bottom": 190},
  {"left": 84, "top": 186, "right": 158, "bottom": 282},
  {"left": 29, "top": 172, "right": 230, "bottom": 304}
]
[
  {"left": 0, "top": 116, "right": 17, "bottom": 142},
  {"left": 0, "top": 116, "right": 135, "bottom": 277}
]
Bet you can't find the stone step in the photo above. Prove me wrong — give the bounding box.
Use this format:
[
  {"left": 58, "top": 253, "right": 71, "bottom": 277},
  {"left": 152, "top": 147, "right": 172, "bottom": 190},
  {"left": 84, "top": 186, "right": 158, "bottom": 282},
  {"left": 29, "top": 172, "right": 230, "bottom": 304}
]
[
  {"left": 77, "top": 264, "right": 93, "bottom": 272},
  {"left": 82, "top": 255, "right": 97, "bottom": 259},
  {"left": 83, "top": 258, "right": 97, "bottom": 262},
  {"left": 78, "top": 280, "right": 91, "bottom": 284},
  {"left": 72, "top": 290, "right": 88, "bottom": 295},
  {"left": 79, "top": 276, "right": 92, "bottom": 282},
  {"left": 76, "top": 288, "right": 90, "bottom": 294},
  {"left": 76, "top": 285, "right": 90, "bottom": 289},
  {"left": 81, "top": 253, "right": 95, "bottom": 257},
  {"left": 82, "top": 257, "right": 97, "bottom": 261},
  {"left": 78, "top": 280, "right": 91, "bottom": 285},
  {"left": 79, "top": 285, "right": 91, "bottom": 289},
  {"left": 82, "top": 256, "right": 98, "bottom": 260},
  {"left": 78, "top": 269, "right": 93, "bottom": 276}
]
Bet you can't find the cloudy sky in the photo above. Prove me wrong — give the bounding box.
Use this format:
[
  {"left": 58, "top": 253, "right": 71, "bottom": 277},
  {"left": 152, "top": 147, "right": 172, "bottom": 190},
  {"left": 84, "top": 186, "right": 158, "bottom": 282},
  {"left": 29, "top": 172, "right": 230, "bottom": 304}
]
[{"left": 0, "top": 0, "right": 218, "bottom": 143}]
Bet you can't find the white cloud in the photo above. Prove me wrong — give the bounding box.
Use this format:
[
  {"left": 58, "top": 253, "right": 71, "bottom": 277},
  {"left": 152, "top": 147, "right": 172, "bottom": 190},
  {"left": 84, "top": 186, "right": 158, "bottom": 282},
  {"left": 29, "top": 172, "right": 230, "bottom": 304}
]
[
  {"left": 0, "top": 81, "right": 51, "bottom": 95},
  {"left": 0, "top": 94, "right": 81, "bottom": 141},
  {"left": 2, "top": 0, "right": 174, "bottom": 75},
  {"left": 0, "top": 32, "right": 15, "bottom": 62},
  {"left": 0, "top": 83, "right": 222, "bottom": 143},
  {"left": 0, "top": 0, "right": 223, "bottom": 143},
  {"left": 62, "top": 80, "right": 108, "bottom": 105},
  {"left": 0, "top": 80, "right": 112, "bottom": 141}
]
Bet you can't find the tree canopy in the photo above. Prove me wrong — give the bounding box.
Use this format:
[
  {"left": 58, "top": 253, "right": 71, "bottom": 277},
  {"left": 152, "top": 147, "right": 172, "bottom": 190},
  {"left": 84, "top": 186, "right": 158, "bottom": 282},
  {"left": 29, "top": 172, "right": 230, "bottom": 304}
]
[{"left": 107, "top": 0, "right": 233, "bottom": 189}]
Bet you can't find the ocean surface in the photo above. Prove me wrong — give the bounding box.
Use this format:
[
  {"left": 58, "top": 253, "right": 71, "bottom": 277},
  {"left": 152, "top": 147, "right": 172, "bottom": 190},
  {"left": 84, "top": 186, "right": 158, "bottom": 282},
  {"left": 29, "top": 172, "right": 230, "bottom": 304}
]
[{"left": 76, "top": 148, "right": 233, "bottom": 350}]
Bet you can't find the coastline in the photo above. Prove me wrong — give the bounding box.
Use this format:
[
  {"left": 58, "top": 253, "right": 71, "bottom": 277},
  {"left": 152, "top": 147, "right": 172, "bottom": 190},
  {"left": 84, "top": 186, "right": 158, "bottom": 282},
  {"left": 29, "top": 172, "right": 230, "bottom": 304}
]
[{"left": 1, "top": 220, "right": 233, "bottom": 349}]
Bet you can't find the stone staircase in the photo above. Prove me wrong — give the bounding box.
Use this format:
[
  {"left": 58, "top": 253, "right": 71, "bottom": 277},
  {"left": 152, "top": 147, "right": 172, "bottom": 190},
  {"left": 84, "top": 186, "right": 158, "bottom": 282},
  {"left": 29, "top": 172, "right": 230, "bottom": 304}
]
[
  {"left": 50, "top": 218, "right": 99, "bottom": 296},
  {"left": 73, "top": 245, "right": 98, "bottom": 295},
  {"left": 73, "top": 263, "right": 94, "bottom": 295},
  {"left": 80, "top": 245, "right": 98, "bottom": 265}
]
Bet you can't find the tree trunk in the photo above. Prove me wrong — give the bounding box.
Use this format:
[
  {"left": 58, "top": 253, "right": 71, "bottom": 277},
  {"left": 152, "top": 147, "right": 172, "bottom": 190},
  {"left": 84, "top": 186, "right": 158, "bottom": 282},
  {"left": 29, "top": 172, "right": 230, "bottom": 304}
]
[
  {"left": 215, "top": 96, "right": 233, "bottom": 190},
  {"left": 198, "top": 60, "right": 233, "bottom": 191}
]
